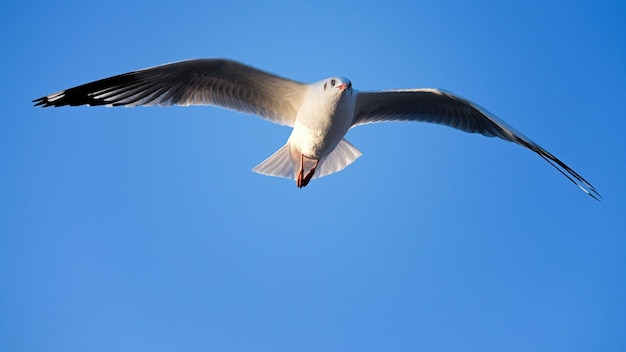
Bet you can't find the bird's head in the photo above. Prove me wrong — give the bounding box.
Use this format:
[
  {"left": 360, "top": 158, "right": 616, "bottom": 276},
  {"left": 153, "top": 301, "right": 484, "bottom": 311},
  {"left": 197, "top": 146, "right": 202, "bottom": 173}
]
[
  {"left": 321, "top": 77, "right": 352, "bottom": 96},
  {"left": 323, "top": 76, "right": 351, "bottom": 91}
]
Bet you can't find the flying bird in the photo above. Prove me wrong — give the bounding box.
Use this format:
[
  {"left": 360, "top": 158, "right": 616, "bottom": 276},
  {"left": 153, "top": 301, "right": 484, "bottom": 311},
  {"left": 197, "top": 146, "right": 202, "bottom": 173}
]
[{"left": 33, "top": 58, "right": 600, "bottom": 200}]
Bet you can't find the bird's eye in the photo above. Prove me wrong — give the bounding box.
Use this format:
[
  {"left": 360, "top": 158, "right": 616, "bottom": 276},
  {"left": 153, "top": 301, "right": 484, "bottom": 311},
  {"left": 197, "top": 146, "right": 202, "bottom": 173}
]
[{"left": 330, "top": 79, "right": 336, "bottom": 86}]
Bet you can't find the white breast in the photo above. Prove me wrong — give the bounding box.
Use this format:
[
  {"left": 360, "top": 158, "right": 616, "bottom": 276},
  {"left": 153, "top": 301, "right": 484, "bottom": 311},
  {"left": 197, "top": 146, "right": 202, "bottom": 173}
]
[{"left": 288, "top": 87, "right": 355, "bottom": 159}]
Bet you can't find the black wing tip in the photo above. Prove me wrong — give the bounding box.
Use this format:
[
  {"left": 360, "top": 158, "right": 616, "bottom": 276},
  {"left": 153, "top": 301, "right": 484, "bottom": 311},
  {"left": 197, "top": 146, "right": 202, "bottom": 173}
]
[
  {"left": 533, "top": 146, "right": 602, "bottom": 202},
  {"left": 547, "top": 157, "right": 603, "bottom": 202},
  {"left": 589, "top": 192, "right": 603, "bottom": 202},
  {"left": 33, "top": 96, "right": 52, "bottom": 107},
  {"left": 32, "top": 91, "right": 103, "bottom": 108},
  {"left": 581, "top": 182, "right": 603, "bottom": 202},
  {"left": 32, "top": 90, "right": 69, "bottom": 107},
  {"left": 509, "top": 136, "right": 602, "bottom": 202}
]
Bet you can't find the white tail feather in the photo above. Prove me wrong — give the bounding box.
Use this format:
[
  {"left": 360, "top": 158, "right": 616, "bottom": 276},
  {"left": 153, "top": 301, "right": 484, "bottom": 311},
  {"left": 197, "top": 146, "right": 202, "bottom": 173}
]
[
  {"left": 252, "top": 144, "right": 294, "bottom": 179},
  {"left": 315, "top": 139, "right": 362, "bottom": 179},
  {"left": 252, "top": 139, "right": 362, "bottom": 181}
]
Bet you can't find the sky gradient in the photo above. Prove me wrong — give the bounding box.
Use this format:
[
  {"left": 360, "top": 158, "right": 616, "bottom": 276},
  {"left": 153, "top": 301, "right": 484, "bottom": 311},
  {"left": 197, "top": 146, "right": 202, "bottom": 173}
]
[{"left": 2, "top": 1, "right": 625, "bottom": 351}]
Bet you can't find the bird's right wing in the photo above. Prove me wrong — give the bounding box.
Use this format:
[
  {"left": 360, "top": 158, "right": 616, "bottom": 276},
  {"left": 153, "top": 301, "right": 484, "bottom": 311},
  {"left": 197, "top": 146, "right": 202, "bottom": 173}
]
[
  {"left": 33, "top": 59, "right": 307, "bottom": 127},
  {"left": 352, "top": 89, "right": 601, "bottom": 200}
]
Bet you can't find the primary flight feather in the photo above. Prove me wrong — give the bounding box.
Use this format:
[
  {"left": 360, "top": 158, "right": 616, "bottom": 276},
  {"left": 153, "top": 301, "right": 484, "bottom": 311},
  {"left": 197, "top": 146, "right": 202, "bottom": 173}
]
[{"left": 33, "top": 58, "right": 601, "bottom": 200}]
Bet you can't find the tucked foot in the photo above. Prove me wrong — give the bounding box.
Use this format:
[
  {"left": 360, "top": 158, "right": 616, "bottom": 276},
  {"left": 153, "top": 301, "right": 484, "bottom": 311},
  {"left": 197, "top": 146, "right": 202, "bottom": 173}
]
[
  {"left": 296, "top": 153, "right": 318, "bottom": 188},
  {"left": 300, "top": 161, "right": 318, "bottom": 187},
  {"left": 296, "top": 168, "right": 305, "bottom": 188}
]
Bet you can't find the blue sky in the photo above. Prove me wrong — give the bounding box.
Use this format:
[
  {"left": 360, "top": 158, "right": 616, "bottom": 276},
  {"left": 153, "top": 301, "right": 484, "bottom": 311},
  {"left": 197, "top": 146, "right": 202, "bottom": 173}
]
[{"left": 2, "top": 1, "right": 625, "bottom": 351}]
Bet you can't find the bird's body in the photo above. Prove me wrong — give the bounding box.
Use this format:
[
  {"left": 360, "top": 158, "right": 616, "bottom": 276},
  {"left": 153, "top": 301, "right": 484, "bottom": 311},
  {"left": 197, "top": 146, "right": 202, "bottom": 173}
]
[
  {"left": 33, "top": 58, "right": 601, "bottom": 199},
  {"left": 281, "top": 77, "right": 356, "bottom": 186},
  {"left": 290, "top": 78, "right": 355, "bottom": 159}
]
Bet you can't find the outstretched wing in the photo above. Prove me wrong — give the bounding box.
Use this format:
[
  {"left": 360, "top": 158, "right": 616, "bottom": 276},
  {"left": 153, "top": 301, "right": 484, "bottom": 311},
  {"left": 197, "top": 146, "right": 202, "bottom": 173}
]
[
  {"left": 33, "top": 58, "right": 307, "bottom": 127},
  {"left": 352, "top": 89, "right": 601, "bottom": 200}
]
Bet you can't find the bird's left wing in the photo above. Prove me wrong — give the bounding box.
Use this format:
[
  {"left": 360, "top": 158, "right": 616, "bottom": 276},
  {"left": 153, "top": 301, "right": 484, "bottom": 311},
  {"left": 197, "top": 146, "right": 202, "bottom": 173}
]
[
  {"left": 33, "top": 59, "right": 307, "bottom": 127},
  {"left": 352, "top": 89, "right": 601, "bottom": 200}
]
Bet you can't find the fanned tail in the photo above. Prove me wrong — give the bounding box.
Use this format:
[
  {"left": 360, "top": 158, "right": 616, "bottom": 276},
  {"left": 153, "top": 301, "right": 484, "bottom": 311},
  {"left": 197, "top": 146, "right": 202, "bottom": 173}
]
[
  {"left": 252, "top": 144, "right": 294, "bottom": 179},
  {"left": 252, "top": 139, "right": 363, "bottom": 184},
  {"left": 314, "top": 139, "right": 362, "bottom": 179}
]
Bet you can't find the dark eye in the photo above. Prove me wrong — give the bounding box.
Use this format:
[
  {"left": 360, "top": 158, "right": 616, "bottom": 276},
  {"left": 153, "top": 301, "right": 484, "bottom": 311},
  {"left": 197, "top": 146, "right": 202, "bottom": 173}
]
[{"left": 330, "top": 79, "right": 336, "bottom": 86}]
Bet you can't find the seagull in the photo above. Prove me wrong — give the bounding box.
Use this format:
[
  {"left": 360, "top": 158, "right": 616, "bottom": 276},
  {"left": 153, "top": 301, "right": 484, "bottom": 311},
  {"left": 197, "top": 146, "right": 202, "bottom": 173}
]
[{"left": 33, "top": 58, "right": 600, "bottom": 200}]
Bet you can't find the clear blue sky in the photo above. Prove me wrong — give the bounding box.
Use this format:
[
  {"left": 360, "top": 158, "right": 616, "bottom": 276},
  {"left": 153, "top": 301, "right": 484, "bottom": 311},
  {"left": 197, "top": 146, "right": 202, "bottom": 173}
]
[{"left": 2, "top": 1, "right": 625, "bottom": 351}]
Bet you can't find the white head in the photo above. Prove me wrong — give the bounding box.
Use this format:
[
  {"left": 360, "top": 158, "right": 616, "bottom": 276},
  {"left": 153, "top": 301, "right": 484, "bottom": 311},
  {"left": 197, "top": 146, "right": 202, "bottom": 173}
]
[
  {"left": 322, "top": 76, "right": 352, "bottom": 93},
  {"left": 297, "top": 77, "right": 355, "bottom": 124},
  {"left": 315, "top": 76, "right": 353, "bottom": 103}
]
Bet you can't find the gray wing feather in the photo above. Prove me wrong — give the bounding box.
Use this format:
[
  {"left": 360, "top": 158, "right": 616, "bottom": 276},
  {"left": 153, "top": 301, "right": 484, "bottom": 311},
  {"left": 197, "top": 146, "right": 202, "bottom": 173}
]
[
  {"left": 352, "top": 89, "right": 601, "bottom": 200},
  {"left": 352, "top": 89, "right": 507, "bottom": 136},
  {"left": 33, "top": 59, "right": 307, "bottom": 127}
]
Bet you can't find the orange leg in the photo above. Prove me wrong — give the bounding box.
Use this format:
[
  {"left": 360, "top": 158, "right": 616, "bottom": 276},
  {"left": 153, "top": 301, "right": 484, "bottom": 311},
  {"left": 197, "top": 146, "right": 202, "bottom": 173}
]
[
  {"left": 296, "top": 153, "right": 319, "bottom": 188},
  {"left": 296, "top": 153, "right": 305, "bottom": 188},
  {"left": 301, "top": 160, "right": 318, "bottom": 187}
]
